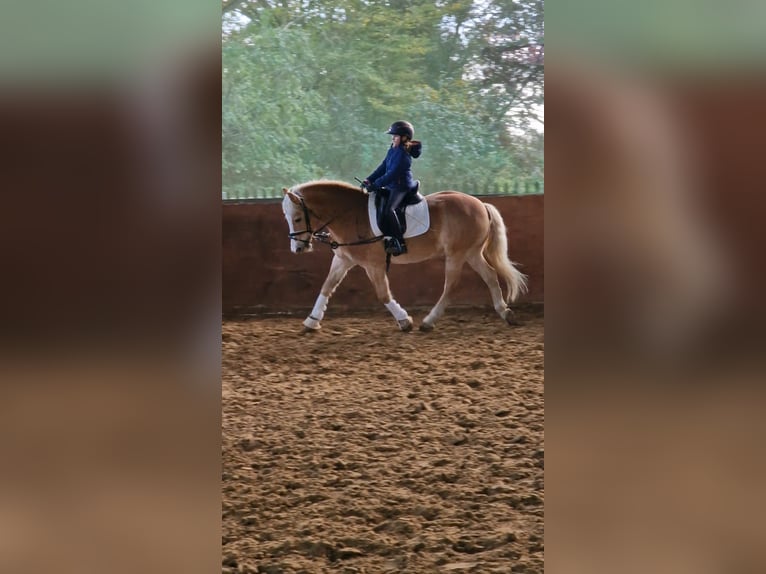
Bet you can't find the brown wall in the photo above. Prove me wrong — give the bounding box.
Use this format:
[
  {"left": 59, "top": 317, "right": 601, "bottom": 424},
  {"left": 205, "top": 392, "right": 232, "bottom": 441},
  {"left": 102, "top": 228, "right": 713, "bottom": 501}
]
[{"left": 223, "top": 195, "right": 543, "bottom": 314}]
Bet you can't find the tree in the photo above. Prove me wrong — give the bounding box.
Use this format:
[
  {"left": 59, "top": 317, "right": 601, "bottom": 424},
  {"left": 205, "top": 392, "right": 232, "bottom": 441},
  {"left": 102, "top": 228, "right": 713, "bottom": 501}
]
[{"left": 222, "top": 0, "right": 543, "bottom": 198}]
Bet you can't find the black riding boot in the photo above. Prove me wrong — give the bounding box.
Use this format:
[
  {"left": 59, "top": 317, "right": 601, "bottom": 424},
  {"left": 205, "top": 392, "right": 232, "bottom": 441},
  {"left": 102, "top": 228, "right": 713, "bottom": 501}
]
[
  {"left": 378, "top": 190, "right": 407, "bottom": 256},
  {"left": 380, "top": 212, "right": 407, "bottom": 255}
]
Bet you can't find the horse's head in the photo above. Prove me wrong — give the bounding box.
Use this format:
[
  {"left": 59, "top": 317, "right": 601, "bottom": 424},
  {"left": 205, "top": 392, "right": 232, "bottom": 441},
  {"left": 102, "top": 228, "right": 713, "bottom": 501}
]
[{"left": 282, "top": 187, "right": 314, "bottom": 253}]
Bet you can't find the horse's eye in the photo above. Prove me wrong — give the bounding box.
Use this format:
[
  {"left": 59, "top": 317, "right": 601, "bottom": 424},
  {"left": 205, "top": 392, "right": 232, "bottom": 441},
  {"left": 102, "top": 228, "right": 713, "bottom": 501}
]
[{"left": 295, "top": 217, "right": 302, "bottom": 223}]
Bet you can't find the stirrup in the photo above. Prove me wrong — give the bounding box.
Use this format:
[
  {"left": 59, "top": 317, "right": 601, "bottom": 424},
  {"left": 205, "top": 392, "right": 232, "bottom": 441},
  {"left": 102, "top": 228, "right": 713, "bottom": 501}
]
[{"left": 384, "top": 237, "right": 407, "bottom": 256}]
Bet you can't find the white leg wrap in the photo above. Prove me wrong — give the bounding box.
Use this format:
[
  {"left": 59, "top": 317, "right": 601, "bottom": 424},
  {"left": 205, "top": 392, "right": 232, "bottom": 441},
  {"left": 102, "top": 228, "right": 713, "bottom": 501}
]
[
  {"left": 310, "top": 294, "right": 329, "bottom": 320},
  {"left": 304, "top": 294, "right": 329, "bottom": 328},
  {"left": 385, "top": 299, "right": 409, "bottom": 321}
]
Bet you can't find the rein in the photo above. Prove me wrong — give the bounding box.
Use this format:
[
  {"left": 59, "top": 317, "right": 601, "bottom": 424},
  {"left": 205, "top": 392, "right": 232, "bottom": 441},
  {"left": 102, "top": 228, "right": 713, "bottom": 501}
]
[{"left": 288, "top": 194, "right": 383, "bottom": 250}]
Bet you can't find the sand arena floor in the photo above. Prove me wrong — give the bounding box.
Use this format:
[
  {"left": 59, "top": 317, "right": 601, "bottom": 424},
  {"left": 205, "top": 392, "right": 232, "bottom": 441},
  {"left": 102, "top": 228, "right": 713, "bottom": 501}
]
[{"left": 222, "top": 308, "right": 544, "bottom": 573}]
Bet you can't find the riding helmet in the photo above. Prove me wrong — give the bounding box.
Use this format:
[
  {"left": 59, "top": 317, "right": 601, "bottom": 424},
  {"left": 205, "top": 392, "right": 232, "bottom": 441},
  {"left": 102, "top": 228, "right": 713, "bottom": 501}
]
[{"left": 386, "top": 120, "right": 414, "bottom": 140}]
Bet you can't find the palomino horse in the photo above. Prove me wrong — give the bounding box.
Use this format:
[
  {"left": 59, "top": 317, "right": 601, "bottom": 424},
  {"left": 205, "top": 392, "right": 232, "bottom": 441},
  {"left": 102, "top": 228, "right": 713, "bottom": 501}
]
[{"left": 281, "top": 180, "right": 527, "bottom": 332}]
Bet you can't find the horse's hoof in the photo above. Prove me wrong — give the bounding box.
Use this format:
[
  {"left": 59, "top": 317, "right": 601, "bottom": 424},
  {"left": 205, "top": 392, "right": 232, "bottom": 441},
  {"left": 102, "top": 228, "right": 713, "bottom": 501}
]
[
  {"left": 504, "top": 308, "right": 521, "bottom": 326},
  {"left": 301, "top": 324, "right": 321, "bottom": 334},
  {"left": 419, "top": 322, "right": 434, "bottom": 332},
  {"left": 398, "top": 317, "right": 413, "bottom": 332}
]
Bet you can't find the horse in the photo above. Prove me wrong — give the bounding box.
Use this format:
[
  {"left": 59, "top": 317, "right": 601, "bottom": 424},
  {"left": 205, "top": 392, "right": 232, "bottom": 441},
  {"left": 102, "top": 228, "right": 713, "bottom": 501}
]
[{"left": 281, "top": 180, "right": 528, "bottom": 332}]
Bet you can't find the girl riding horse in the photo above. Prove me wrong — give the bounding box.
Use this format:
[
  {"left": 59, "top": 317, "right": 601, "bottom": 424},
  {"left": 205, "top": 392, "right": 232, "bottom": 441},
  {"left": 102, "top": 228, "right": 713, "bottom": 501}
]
[{"left": 363, "top": 120, "right": 422, "bottom": 256}]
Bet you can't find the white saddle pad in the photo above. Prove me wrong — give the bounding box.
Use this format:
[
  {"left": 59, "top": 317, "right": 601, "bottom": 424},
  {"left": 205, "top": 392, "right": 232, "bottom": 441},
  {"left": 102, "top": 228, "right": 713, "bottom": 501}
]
[{"left": 367, "top": 193, "right": 430, "bottom": 239}]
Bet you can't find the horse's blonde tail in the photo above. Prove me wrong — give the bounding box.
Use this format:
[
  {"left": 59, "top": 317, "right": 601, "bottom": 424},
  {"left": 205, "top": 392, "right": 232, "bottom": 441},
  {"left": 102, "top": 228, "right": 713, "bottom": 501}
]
[{"left": 483, "top": 203, "right": 528, "bottom": 304}]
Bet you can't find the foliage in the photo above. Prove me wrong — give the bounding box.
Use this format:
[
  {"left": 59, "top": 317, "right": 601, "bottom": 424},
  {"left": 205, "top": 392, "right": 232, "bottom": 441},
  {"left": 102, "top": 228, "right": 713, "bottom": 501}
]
[{"left": 222, "top": 0, "right": 543, "bottom": 199}]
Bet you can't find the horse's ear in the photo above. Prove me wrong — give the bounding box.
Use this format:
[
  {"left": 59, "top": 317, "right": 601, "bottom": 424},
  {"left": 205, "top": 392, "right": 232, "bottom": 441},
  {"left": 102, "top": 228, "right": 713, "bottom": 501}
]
[
  {"left": 285, "top": 190, "right": 302, "bottom": 205},
  {"left": 281, "top": 187, "right": 289, "bottom": 195}
]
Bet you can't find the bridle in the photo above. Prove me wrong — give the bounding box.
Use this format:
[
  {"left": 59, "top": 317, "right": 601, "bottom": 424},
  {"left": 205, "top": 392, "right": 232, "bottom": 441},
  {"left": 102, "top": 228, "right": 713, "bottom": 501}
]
[
  {"left": 287, "top": 195, "right": 317, "bottom": 246},
  {"left": 287, "top": 193, "right": 383, "bottom": 250}
]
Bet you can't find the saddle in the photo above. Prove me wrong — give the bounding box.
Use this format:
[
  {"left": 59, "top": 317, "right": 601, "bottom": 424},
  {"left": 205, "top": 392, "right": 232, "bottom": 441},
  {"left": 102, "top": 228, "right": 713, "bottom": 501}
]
[{"left": 373, "top": 181, "right": 424, "bottom": 235}]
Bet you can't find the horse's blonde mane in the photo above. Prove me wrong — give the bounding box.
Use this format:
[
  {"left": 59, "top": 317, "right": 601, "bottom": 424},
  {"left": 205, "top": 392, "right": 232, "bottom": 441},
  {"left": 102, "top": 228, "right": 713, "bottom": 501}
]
[{"left": 293, "top": 179, "right": 364, "bottom": 195}]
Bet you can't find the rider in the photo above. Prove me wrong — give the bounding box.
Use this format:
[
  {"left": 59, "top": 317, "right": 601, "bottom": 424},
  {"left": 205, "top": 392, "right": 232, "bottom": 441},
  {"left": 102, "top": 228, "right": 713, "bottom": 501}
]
[{"left": 363, "top": 120, "right": 422, "bottom": 256}]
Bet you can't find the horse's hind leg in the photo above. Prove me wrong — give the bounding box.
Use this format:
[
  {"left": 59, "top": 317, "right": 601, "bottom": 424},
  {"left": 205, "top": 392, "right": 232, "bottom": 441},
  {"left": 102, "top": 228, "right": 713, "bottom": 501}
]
[
  {"left": 363, "top": 265, "right": 413, "bottom": 332},
  {"left": 302, "top": 254, "right": 354, "bottom": 332},
  {"left": 420, "top": 256, "right": 466, "bottom": 331},
  {"left": 467, "top": 251, "right": 518, "bottom": 325}
]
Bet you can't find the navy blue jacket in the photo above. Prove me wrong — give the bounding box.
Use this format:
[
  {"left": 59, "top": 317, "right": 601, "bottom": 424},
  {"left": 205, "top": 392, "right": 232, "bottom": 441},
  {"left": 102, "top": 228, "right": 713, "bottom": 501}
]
[{"left": 367, "top": 143, "right": 420, "bottom": 193}]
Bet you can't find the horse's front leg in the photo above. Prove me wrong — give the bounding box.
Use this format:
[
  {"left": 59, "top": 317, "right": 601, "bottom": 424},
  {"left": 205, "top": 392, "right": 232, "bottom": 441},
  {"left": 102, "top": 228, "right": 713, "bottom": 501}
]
[
  {"left": 363, "top": 265, "right": 413, "bottom": 332},
  {"left": 303, "top": 254, "right": 355, "bottom": 332}
]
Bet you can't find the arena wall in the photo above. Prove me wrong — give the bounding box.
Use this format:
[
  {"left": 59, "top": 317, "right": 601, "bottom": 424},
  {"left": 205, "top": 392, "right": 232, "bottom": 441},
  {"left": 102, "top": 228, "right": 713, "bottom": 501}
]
[{"left": 223, "top": 194, "right": 543, "bottom": 314}]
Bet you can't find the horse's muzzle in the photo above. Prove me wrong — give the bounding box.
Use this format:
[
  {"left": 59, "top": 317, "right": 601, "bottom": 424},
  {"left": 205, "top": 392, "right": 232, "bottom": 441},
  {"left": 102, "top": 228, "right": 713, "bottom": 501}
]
[{"left": 292, "top": 241, "right": 313, "bottom": 254}]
